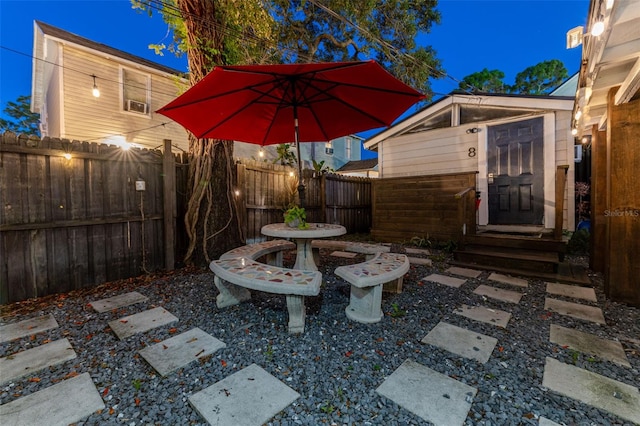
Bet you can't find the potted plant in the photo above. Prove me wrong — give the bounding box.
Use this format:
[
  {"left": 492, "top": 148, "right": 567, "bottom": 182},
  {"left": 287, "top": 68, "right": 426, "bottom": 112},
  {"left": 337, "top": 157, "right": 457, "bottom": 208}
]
[{"left": 284, "top": 205, "right": 309, "bottom": 229}]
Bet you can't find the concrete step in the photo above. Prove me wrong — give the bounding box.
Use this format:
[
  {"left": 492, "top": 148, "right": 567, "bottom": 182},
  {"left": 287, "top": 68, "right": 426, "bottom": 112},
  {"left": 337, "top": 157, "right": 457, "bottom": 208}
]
[
  {"left": 108, "top": 307, "right": 179, "bottom": 340},
  {"left": 0, "top": 314, "right": 58, "bottom": 343},
  {"left": 0, "top": 338, "right": 76, "bottom": 385}
]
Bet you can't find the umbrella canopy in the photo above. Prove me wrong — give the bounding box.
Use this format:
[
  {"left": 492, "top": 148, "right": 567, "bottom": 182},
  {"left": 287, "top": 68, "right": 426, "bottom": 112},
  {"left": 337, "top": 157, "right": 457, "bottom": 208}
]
[{"left": 157, "top": 60, "right": 425, "bottom": 205}]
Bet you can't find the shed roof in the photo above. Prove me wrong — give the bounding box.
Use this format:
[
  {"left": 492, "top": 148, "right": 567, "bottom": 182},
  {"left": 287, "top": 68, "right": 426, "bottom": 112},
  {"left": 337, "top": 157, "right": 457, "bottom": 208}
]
[{"left": 336, "top": 158, "right": 378, "bottom": 172}]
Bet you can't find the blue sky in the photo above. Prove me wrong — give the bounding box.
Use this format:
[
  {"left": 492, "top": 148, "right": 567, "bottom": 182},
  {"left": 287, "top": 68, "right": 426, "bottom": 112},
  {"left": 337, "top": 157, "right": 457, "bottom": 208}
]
[{"left": 0, "top": 0, "right": 589, "bottom": 157}]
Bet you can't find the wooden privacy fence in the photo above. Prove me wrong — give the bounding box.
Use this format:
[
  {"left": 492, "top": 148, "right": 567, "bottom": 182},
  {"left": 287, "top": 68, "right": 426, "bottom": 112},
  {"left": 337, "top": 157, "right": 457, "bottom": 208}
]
[
  {"left": 236, "top": 160, "right": 373, "bottom": 242},
  {"left": 0, "top": 133, "right": 187, "bottom": 304},
  {"left": 371, "top": 172, "right": 477, "bottom": 244}
]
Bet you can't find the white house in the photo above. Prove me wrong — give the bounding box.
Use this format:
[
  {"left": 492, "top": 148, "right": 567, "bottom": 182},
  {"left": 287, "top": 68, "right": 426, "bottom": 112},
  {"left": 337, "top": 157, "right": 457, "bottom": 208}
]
[
  {"left": 31, "top": 21, "right": 190, "bottom": 152},
  {"left": 364, "top": 92, "right": 576, "bottom": 230}
]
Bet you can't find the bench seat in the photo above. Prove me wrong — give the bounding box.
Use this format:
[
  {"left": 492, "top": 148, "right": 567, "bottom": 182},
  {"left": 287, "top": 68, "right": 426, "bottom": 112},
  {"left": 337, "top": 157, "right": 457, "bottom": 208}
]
[
  {"left": 210, "top": 257, "right": 321, "bottom": 334},
  {"left": 335, "top": 253, "right": 409, "bottom": 324},
  {"left": 220, "top": 240, "right": 295, "bottom": 266}
]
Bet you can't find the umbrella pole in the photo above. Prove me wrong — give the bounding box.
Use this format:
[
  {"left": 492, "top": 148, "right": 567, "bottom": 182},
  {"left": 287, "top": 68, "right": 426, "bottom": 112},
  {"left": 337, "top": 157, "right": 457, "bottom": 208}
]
[{"left": 294, "top": 111, "right": 305, "bottom": 209}]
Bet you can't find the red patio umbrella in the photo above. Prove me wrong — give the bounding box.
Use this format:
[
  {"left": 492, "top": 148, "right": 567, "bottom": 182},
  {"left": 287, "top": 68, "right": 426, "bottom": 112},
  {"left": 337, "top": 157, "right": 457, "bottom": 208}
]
[{"left": 157, "top": 60, "right": 424, "bottom": 205}]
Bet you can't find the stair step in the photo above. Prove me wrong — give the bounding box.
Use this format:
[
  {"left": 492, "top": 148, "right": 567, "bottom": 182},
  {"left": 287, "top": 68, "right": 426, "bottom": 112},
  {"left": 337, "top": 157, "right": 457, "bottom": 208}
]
[
  {"left": 460, "top": 245, "right": 560, "bottom": 262},
  {"left": 454, "top": 248, "right": 558, "bottom": 273},
  {"left": 464, "top": 234, "right": 567, "bottom": 254},
  {"left": 448, "top": 260, "right": 590, "bottom": 285}
]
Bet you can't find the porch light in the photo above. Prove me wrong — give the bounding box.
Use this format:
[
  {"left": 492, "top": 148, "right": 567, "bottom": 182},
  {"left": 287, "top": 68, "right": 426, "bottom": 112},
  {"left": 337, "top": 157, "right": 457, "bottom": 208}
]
[
  {"left": 591, "top": 21, "right": 605, "bottom": 37},
  {"left": 91, "top": 75, "right": 100, "bottom": 98},
  {"left": 63, "top": 153, "right": 72, "bottom": 160}
]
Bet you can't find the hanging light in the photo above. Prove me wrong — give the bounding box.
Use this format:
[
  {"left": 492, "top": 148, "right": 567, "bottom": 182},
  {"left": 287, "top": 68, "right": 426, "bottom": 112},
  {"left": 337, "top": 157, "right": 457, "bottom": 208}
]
[
  {"left": 91, "top": 74, "right": 100, "bottom": 98},
  {"left": 259, "top": 147, "right": 264, "bottom": 157},
  {"left": 571, "top": 128, "right": 578, "bottom": 136},
  {"left": 591, "top": 21, "right": 605, "bottom": 37},
  {"left": 575, "top": 109, "right": 582, "bottom": 120}
]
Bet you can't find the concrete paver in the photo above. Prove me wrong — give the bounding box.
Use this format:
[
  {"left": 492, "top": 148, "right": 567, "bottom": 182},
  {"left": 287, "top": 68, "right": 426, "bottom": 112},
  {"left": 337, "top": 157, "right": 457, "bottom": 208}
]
[
  {"left": 446, "top": 266, "right": 482, "bottom": 278},
  {"left": 0, "top": 314, "right": 58, "bottom": 343},
  {"left": 542, "top": 357, "right": 640, "bottom": 424},
  {"left": 424, "top": 273, "right": 466, "bottom": 288},
  {"left": 421, "top": 321, "right": 498, "bottom": 363},
  {"left": 376, "top": 359, "right": 477, "bottom": 426},
  {"left": 409, "top": 257, "right": 432, "bottom": 266},
  {"left": 329, "top": 251, "right": 358, "bottom": 258},
  {"left": 405, "top": 247, "right": 431, "bottom": 255},
  {"left": 474, "top": 285, "right": 523, "bottom": 304},
  {"left": 488, "top": 273, "right": 528, "bottom": 288},
  {"left": 546, "top": 282, "right": 597, "bottom": 302},
  {"left": 139, "top": 328, "right": 226, "bottom": 376},
  {"left": 0, "top": 372, "right": 105, "bottom": 426},
  {"left": 544, "top": 298, "right": 605, "bottom": 325},
  {"left": 538, "top": 417, "right": 562, "bottom": 426},
  {"left": 549, "top": 324, "right": 631, "bottom": 367},
  {"left": 108, "top": 307, "right": 178, "bottom": 340},
  {"left": 189, "top": 363, "right": 299, "bottom": 426},
  {"left": 90, "top": 291, "right": 149, "bottom": 313},
  {"left": 0, "top": 338, "right": 76, "bottom": 384},
  {"left": 454, "top": 304, "right": 512, "bottom": 328}
]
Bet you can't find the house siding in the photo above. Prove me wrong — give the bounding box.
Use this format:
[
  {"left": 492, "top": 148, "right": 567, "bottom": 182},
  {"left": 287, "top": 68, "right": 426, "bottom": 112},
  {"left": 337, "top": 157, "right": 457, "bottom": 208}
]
[
  {"left": 59, "top": 45, "right": 188, "bottom": 151},
  {"left": 379, "top": 126, "right": 477, "bottom": 177}
]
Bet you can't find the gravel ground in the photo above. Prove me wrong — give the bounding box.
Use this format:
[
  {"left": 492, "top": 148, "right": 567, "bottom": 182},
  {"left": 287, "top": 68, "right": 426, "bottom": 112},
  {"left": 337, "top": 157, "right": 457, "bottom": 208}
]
[{"left": 1, "top": 247, "right": 639, "bottom": 425}]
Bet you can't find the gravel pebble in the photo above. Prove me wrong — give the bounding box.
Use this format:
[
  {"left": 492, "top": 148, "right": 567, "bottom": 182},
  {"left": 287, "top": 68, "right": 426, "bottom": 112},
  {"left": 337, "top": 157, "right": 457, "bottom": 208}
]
[{"left": 1, "top": 250, "right": 638, "bottom": 425}]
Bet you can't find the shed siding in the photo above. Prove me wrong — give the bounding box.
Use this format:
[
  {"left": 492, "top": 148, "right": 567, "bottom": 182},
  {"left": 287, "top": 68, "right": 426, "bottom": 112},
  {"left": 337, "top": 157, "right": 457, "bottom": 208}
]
[
  {"left": 380, "top": 126, "right": 477, "bottom": 177},
  {"left": 60, "top": 45, "right": 188, "bottom": 151}
]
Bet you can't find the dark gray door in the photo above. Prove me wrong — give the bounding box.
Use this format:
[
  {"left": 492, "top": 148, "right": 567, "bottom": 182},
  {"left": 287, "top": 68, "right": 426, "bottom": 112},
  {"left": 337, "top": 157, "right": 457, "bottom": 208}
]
[{"left": 487, "top": 117, "right": 544, "bottom": 225}]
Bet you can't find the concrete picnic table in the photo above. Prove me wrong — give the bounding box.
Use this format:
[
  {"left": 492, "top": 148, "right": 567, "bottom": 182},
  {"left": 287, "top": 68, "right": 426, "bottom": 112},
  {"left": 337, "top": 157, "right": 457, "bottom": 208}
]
[{"left": 261, "top": 223, "right": 346, "bottom": 271}]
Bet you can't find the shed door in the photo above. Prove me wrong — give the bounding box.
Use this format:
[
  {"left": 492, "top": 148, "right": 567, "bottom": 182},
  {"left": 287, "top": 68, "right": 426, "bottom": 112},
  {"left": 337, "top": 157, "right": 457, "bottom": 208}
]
[{"left": 487, "top": 117, "right": 544, "bottom": 225}]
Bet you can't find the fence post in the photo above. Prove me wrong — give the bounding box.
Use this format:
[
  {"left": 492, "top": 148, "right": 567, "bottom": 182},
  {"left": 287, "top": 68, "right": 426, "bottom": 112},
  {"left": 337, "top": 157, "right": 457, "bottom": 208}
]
[
  {"left": 163, "top": 139, "right": 175, "bottom": 270},
  {"left": 320, "top": 174, "right": 327, "bottom": 223}
]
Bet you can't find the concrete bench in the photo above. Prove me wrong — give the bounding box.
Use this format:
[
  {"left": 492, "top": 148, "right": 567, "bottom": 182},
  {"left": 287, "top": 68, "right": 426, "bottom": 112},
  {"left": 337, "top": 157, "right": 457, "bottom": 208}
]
[
  {"left": 209, "top": 257, "right": 321, "bottom": 334},
  {"left": 335, "top": 252, "right": 410, "bottom": 324},
  {"left": 220, "top": 240, "right": 295, "bottom": 266},
  {"left": 311, "top": 240, "right": 390, "bottom": 264}
]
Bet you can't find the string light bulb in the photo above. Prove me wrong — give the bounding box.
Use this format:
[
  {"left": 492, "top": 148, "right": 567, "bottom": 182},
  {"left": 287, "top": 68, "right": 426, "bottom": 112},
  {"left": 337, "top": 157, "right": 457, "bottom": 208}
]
[
  {"left": 91, "top": 74, "right": 100, "bottom": 98},
  {"left": 63, "top": 153, "right": 72, "bottom": 160},
  {"left": 571, "top": 128, "right": 578, "bottom": 136},
  {"left": 259, "top": 147, "right": 264, "bottom": 157}
]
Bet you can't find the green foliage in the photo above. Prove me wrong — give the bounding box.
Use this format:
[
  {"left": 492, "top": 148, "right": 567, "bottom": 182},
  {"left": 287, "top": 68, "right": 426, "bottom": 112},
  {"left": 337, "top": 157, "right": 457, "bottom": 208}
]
[
  {"left": 274, "top": 144, "right": 297, "bottom": 167},
  {"left": 511, "top": 59, "right": 568, "bottom": 95},
  {"left": 134, "top": 0, "right": 443, "bottom": 97},
  {"left": 132, "top": 378, "right": 142, "bottom": 391},
  {"left": 312, "top": 159, "right": 334, "bottom": 174},
  {"left": 459, "top": 59, "right": 569, "bottom": 95},
  {"left": 320, "top": 402, "right": 336, "bottom": 414},
  {"left": 264, "top": 344, "right": 274, "bottom": 362},
  {"left": 284, "top": 205, "right": 309, "bottom": 229},
  {"left": 567, "top": 229, "right": 590, "bottom": 255},
  {"left": 410, "top": 235, "right": 432, "bottom": 248},
  {"left": 0, "top": 95, "right": 40, "bottom": 136},
  {"left": 389, "top": 303, "right": 406, "bottom": 318},
  {"left": 458, "top": 68, "right": 506, "bottom": 93}
]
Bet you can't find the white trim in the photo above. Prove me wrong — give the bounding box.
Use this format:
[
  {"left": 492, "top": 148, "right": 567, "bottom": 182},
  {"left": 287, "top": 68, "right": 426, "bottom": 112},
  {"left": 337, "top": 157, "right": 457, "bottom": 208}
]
[
  {"left": 477, "top": 124, "right": 488, "bottom": 225},
  {"left": 543, "top": 113, "right": 556, "bottom": 228},
  {"left": 58, "top": 44, "right": 65, "bottom": 138},
  {"left": 364, "top": 94, "right": 573, "bottom": 150}
]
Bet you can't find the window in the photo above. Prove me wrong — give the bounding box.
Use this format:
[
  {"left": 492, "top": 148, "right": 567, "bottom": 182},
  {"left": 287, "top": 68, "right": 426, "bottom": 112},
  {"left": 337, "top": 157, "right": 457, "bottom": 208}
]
[
  {"left": 345, "top": 137, "right": 352, "bottom": 159},
  {"left": 325, "top": 141, "right": 333, "bottom": 155},
  {"left": 121, "top": 68, "right": 150, "bottom": 115}
]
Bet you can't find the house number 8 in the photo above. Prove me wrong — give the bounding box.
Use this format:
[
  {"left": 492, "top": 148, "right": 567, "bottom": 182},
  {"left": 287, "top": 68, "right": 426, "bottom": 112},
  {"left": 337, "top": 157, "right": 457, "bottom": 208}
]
[{"left": 468, "top": 147, "right": 476, "bottom": 157}]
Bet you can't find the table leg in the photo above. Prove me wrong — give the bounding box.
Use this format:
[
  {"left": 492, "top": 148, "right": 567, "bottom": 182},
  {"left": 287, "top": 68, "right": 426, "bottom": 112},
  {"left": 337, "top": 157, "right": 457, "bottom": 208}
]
[{"left": 293, "top": 238, "right": 318, "bottom": 271}]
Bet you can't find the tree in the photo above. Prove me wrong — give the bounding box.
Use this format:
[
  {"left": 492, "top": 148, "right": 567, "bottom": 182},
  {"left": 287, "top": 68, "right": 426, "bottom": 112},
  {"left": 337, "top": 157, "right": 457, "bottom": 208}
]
[
  {"left": 459, "top": 60, "right": 569, "bottom": 95},
  {"left": 133, "top": 0, "right": 442, "bottom": 264},
  {"left": 511, "top": 59, "right": 568, "bottom": 95},
  {"left": 0, "top": 95, "right": 40, "bottom": 136},
  {"left": 458, "top": 68, "right": 505, "bottom": 93}
]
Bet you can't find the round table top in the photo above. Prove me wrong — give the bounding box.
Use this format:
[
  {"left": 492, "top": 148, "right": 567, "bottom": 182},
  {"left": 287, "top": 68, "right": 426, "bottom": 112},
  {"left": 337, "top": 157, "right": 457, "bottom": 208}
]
[{"left": 261, "top": 223, "right": 346, "bottom": 239}]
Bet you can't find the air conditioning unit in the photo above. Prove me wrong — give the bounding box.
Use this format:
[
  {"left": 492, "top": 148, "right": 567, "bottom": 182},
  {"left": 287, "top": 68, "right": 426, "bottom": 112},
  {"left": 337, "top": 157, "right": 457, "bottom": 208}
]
[
  {"left": 574, "top": 144, "right": 582, "bottom": 163},
  {"left": 126, "top": 99, "right": 148, "bottom": 114}
]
